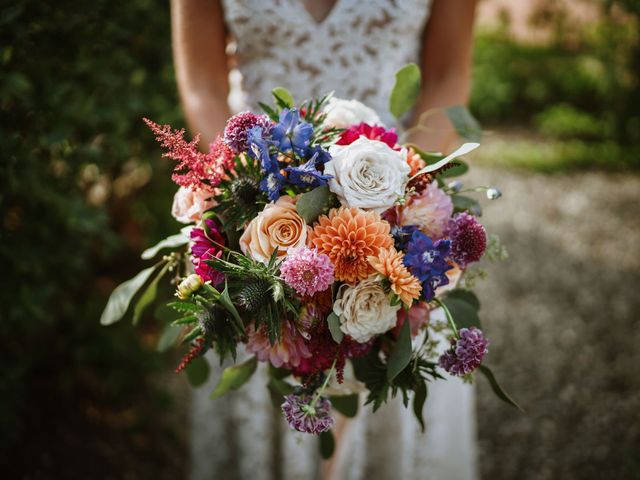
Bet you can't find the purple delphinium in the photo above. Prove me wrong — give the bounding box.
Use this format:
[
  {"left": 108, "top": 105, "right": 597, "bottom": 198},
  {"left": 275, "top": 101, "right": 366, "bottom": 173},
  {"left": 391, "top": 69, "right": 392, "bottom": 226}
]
[
  {"left": 223, "top": 112, "right": 271, "bottom": 153},
  {"left": 439, "top": 327, "right": 489, "bottom": 376},
  {"left": 390, "top": 224, "right": 421, "bottom": 251},
  {"left": 403, "top": 230, "right": 452, "bottom": 301},
  {"left": 271, "top": 108, "right": 314, "bottom": 156},
  {"left": 281, "top": 394, "right": 334, "bottom": 434},
  {"left": 447, "top": 212, "right": 487, "bottom": 267},
  {"left": 285, "top": 152, "right": 332, "bottom": 188}
]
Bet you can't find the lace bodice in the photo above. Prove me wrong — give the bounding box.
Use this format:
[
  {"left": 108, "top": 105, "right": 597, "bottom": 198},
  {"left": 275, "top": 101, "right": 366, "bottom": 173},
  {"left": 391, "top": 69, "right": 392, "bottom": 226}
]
[{"left": 222, "top": 0, "right": 433, "bottom": 126}]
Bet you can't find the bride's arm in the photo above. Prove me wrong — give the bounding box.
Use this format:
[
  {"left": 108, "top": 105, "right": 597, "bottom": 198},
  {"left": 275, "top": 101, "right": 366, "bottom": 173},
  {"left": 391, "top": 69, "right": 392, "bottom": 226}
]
[
  {"left": 171, "top": 0, "right": 231, "bottom": 145},
  {"left": 407, "top": 0, "right": 478, "bottom": 152}
]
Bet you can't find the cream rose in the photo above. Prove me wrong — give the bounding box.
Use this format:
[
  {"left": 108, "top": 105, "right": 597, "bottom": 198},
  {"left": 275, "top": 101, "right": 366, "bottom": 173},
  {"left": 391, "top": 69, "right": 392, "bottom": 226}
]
[
  {"left": 323, "top": 97, "right": 382, "bottom": 129},
  {"left": 171, "top": 186, "right": 216, "bottom": 224},
  {"left": 325, "top": 137, "right": 410, "bottom": 213},
  {"left": 239, "top": 196, "right": 308, "bottom": 263},
  {"left": 333, "top": 276, "right": 401, "bottom": 343}
]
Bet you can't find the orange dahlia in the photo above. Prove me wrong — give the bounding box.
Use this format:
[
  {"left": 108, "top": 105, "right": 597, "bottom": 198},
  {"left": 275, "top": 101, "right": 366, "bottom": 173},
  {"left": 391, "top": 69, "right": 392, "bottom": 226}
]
[
  {"left": 406, "top": 147, "right": 427, "bottom": 177},
  {"left": 368, "top": 248, "right": 422, "bottom": 306},
  {"left": 309, "top": 207, "right": 394, "bottom": 283}
]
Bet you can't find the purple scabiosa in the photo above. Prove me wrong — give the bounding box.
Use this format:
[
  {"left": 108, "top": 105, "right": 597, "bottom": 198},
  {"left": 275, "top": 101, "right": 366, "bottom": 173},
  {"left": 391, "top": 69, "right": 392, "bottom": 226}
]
[
  {"left": 403, "top": 230, "right": 452, "bottom": 301},
  {"left": 285, "top": 153, "right": 333, "bottom": 188},
  {"left": 224, "top": 112, "right": 271, "bottom": 153},
  {"left": 439, "top": 327, "right": 489, "bottom": 376},
  {"left": 281, "top": 394, "right": 334, "bottom": 435},
  {"left": 280, "top": 247, "right": 334, "bottom": 297},
  {"left": 190, "top": 218, "right": 225, "bottom": 285},
  {"left": 271, "top": 108, "right": 314, "bottom": 156},
  {"left": 447, "top": 212, "right": 487, "bottom": 267}
]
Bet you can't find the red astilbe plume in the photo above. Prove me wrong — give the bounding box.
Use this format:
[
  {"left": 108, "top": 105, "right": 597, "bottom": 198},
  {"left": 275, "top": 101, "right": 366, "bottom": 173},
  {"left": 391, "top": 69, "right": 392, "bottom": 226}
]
[{"left": 144, "top": 118, "right": 233, "bottom": 189}]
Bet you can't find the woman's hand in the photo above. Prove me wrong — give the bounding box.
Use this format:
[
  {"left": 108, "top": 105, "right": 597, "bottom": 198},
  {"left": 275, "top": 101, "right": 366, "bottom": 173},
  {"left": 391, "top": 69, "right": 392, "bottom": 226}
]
[
  {"left": 171, "top": 0, "right": 231, "bottom": 145},
  {"left": 407, "top": 0, "right": 478, "bottom": 153}
]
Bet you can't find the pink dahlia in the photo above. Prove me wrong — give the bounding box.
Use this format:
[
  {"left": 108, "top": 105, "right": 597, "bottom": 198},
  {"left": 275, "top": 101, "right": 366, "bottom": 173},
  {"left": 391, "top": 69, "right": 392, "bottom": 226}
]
[
  {"left": 223, "top": 111, "right": 271, "bottom": 153},
  {"left": 447, "top": 212, "right": 487, "bottom": 267},
  {"left": 401, "top": 180, "right": 453, "bottom": 239},
  {"left": 439, "top": 327, "right": 489, "bottom": 376},
  {"left": 336, "top": 122, "right": 399, "bottom": 150},
  {"left": 280, "top": 247, "right": 334, "bottom": 297},
  {"left": 246, "top": 321, "right": 311, "bottom": 369},
  {"left": 281, "top": 394, "right": 334, "bottom": 435},
  {"left": 190, "top": 218, "right": 225, "bottom": 285}
]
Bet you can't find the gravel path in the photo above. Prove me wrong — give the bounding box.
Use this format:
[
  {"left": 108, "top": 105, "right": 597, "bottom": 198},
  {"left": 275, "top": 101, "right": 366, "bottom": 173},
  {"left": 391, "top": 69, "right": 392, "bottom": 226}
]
[{"left": 469, "top": 167, "right": 640, "bottom": 479}]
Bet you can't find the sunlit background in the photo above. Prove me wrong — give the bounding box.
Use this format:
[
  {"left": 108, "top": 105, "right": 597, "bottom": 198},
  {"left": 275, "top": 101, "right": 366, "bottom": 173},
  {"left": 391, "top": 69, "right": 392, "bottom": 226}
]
[{"left": 2, "top": 0, "right": 639, "bottom": 478}]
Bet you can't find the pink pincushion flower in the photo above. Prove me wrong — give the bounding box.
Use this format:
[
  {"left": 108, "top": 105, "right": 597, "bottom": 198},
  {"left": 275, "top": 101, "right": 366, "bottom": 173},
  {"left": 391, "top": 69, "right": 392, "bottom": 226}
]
[
  {"left": 401, "top": 180, "right": 453, "bottom": 239},
  {"left": 280, "top": 247, "right": 334, "bottom": 297},
  {"left": 336, "top": 123, "right": 400, "bottom": 150},
  {"left": 246, "top": 321, "right": 311, "bottom": 368},
  {"left": 281, "top": 394, "right": 334, "bottom": 435}
]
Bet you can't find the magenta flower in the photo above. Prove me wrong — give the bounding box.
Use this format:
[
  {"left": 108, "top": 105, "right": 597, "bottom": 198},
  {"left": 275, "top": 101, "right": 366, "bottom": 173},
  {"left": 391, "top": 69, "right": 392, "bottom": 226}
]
[
  {"left": 447, "top": 212, "right": 487, "bottom": 267},
  {"left": 246, "top": 320, "right": 311, "bottom": 369},
  {"left": 223, "top": 111, "right": 271, "bottom": 153},
  {"left": 439, "top": 327, "right": 489, "bottom": 376},
  {"left": 279, "top": 247, "right": 334, "bottom": 297},
  {"left": 336, "top": 122, "right": 399, "bottom": 150},
  {"left": 190, "top": 219, "right": 225, "bottom": 285},
  {"left": 281, "top": 394, "right": 334, "bottom": 435}
]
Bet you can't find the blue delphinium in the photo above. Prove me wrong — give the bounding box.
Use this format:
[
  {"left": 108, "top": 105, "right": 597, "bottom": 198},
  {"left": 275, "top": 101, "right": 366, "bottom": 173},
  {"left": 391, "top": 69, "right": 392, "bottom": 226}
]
[
  {"left": 391, "top": 224, "right": 421, "bottom": 251},
  {"left": 247, "top": 125, "right": 275, "bottom": 170},
  {"left": 403, "top": 230, "right": 452, "bottom": 301},
  {"left": 260, "top": 169, "right": 286, "bottom": 202},
  {"left": 285, "top": 152, "right": 332, "bottom": 188},
  {"left": 271, "top": 108, "right": 314, "bottom": 156}
]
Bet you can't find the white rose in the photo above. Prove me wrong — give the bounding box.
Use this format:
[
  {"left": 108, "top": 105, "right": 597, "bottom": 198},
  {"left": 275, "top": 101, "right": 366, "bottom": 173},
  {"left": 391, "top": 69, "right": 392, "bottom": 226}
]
[
  {"left": 333, "top": 276, "right": 401, "bottom": 343},
  {"left": 325, "top": 137, "right": 410, "bottom": 213},
  {"left": 323, "top": 97, "right": 382, "bottom": 128},
  {"left": 171, "top": 186, "right": 216, "bottom": 224}
]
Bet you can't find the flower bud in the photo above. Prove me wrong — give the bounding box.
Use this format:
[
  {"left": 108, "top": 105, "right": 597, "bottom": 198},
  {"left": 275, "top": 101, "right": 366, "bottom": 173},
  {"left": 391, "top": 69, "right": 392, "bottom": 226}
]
[
  {"left": 176, "top": 274, "right": 203, "bottom": 299},
  {"left": 486, "top": 188, "right": 502, "bottom": 200}
]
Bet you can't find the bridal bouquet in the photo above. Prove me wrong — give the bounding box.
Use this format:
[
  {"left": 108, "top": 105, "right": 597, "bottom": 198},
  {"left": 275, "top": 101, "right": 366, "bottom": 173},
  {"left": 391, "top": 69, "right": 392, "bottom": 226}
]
[{"left": 102, "top": 65, "right": 519, "bottom": 448}]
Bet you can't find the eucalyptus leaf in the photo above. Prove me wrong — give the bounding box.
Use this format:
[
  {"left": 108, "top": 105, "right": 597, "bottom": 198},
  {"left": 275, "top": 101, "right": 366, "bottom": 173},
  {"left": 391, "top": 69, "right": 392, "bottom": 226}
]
[
  {"left": 445, "top": 105, "right": 482, "bottom": 143},
  {"left": 156, "top": 324, "right": 183, "bottom": 353},
  {"left": 185, "top": 355, "right": 210, "bottom": 387},
  {"left": 451, "top": 195, "right": 482, "bottom": 216},
  {"left": 296, "top": 185, "right": 331, "bottom": 223},
  {"left": 386, "top": 317, "right": 412, "bottom": 381},
  {"left": 210, "top": 356, "right": 258, "bottom": 399},
  {"left": 319, "top": 430, "right": 335, "bottom": 459},
  {"left": 442, "top": 297, "right": 481, "bottom": 330},
  {"left": 272, "top": 87, "right": 294, "bottom": 109},
  {"left": 412, "top": 380, "right": 428, "bottom": 432},
  {"left": 479, "top": 365, "right": 524, "bottom": 412},
  {"left": 100, "top": 265, "right": 159, "bottom": 326},
  {"left": 141, "top": 231, "right": 189, "bottom": 260},
  {"left": 330, "top": 394, "right": 359, "bottom": 418},
  {"left": 327, "top": 312, "right": 344, "bottom": 343},
  {"left": 132, "top": 263, "right": 169, "bottom": 325},
  {"left": 389, "top": 63, "right": 421, "bottom": 119}
]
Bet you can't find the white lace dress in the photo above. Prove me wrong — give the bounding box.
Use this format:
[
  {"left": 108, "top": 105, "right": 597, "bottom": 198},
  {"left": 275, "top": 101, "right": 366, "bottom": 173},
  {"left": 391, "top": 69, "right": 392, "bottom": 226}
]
[{"left": 191, "top": 1, "right": 478, "bottom": 479}]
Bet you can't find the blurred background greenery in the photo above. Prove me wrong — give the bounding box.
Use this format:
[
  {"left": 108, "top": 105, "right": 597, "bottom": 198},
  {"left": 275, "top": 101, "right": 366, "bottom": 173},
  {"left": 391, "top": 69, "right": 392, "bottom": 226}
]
[{"left": 2, "top": 0, "right": 638, "bottom": 478}]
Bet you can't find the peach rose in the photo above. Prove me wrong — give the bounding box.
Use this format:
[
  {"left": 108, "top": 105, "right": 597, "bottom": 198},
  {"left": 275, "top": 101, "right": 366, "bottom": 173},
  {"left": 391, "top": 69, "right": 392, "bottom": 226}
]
[
  {"left": 171, "top": 186, "right": 216, "bottom": 224},
  {"left": 239, "top": 196, "right": 308, "bottom": 263}
]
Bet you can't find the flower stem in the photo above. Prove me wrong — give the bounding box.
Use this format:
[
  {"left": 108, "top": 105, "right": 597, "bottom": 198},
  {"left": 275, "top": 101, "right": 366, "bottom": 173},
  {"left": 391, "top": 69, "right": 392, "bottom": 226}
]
[
  {"left": 310, "top": 358, "right": 337, "bottom": 408},
  {"left": 434, "top": 298, "right": 458, "bottom": 338}
]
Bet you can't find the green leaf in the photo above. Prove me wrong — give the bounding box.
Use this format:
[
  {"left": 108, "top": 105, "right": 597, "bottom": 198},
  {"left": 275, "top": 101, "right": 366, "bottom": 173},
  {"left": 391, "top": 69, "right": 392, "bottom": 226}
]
[
  {"left": 451, "top": 194, "right": 482, "bottom": 216},
  {"left": 296, "top": 185, "right": 331, "bottom": 224},
  {"left": 170, "top": 315, "right": 199, "bottom": 326},
  {"left": 185, "top": 355, "right": 210, "bottom": 387},
  {"left": 156, "top": 324, "right": 182, "bottom": 353},
  {"left": 437, "top": 160, "right": 469, "bottom": 179},
  {"left": 479, "top": 365, "right": 524, "bottom": 412},
  {"left": 386, "top": 317, "right": 412, "bottom": 381},
  {"left": 132, "top": 263, "right": 169, "bottom": 325},
  {"left": 412, "top": 380, "right": 428, "bottom": 432},
  {"left": 218, "top": 281, "right": 245, "bottom": 334},
  {"left": 446, "top": 289, "right": 480, "bottom": 311},
  {"left": 100, "top": 265, "right": 159, "bottom": 325},
  {"left": 141, "top": 231, "right": 188, "bottom": 260},
  {"left": 258, "top": 101, "right": 279, "bottom": 121},
  {"left": 320, "top": 430, "right": 335, "bottom": 459},
  {"left": 268, "top": 364, "right": 291, "bottom": 380},
  {"left": 210, "top": 356, "right": 258, "bottom": 399},
  {"left": 445, "top": 105, "right": 482, "bottom": 143},
  {"left": 272, "top": 87, "right": 294, "bottom": 109},
  {"left": 389, "top": 63, "right": 421, "bottom": 119},
  {"left": 331, "top": 394, "right": 359, "bottom": 418},
  {"left": 168, "top": 300, "right": 204, "bottom": 314},
  {"left": 442, "top": 297, "right": 481, "bottom": 329},
  {"left": 327, "top": 312, "right": 344, "bottom": 343}
]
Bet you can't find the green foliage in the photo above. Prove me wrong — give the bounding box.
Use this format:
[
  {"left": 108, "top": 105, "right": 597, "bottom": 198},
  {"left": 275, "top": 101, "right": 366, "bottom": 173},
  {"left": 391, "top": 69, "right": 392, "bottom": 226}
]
[
  {"left": 272, "top": 87, "right": 294, "bottom": 109},
  {"left": 386, "top": 317, "right": 412, "bottom": 381},
  {"left": 327, "top": 312, "right": 344, "bottom": 343},
  {"left": 319, "top": 430, "right": 335, "bottom": 459},
  {"left": 185, "top": 355, "right": 210, "bottom": 387},
  {"left": 100, "top": 264, "right": 160, "bottom": 325},
  {"left": 389, "top": 63, "right": 421, "bottom": 119},
  {"left": 330, "top": 394, "right": 359, "bottom": 418},
  {"left": 295, "top": 185, "right": 335, "bottom": 223},
  {"left": 210, "top": 357, "right": 258, "bottom": 399},
  {"left": 478, "top": 365, "right": 524, "bottom": 412},
  {"left": 445, "top": 106, "right": 483, "bottom": 143}
]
